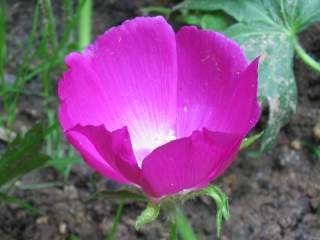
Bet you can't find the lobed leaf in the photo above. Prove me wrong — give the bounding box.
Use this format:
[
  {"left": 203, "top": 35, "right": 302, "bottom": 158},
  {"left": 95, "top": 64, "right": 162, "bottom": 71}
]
[
  {"left": 282, "top": 0, "right": 320, "bottom": 31},
  {"left": 178, "top": 0, "right": 282, "bottom": 23}
]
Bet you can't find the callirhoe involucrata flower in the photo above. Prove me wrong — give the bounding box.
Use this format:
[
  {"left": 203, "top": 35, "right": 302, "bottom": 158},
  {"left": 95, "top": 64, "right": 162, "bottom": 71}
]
[{"left": 58, "top": 16, "right": 260, "bottom": 201}]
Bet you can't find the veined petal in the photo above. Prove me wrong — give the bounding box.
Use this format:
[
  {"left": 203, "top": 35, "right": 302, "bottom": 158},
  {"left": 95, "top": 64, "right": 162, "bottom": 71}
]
[
  {"left": 175, "top": 26, "right": 259, "bottom": 137},
  {"left": 140, "top": 129, "right": 242, "bottom": 198},
  {"left": 67, "top": 125, "right": 141, "bottom": 184},
  {"left": 59, "top": 16, "right": 178, "bottom": 164},
  {"left": 66, "top": 127, "right": 131, "bottom": 184},
  {"left": 58, "top": 52, "right": 110, "bottom": 129}
]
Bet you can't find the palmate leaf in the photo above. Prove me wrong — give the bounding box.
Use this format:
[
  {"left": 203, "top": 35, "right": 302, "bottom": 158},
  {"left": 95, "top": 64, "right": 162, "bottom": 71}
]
[
  {"left": 179, "top": 0, "right": 320, "bottom": 151},
  {"left": 0, "top": 123, "right": 50, "bottom": 186},
  {"left": 178, "top": 0, "right": 282, "bottom": 23},
  {"left": 283, "top": 0, "right": 320, "bottom": 31}
]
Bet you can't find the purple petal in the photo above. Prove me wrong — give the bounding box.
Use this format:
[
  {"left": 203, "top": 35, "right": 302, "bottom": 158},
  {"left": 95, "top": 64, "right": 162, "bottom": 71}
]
[
  {"left": 59, "top": 17, "right": 178, "bottom": 163},
  {"left": 58, "top": 52, "right": 110, "bottom": 129},
  {"left": 175, "top": 26, "right": 260, "bottom": 137},
  {"left": 140, "top": 129, "right": 242, "bottom": 198},
  {"left": 68, "top": 125, "right": 141, "bottom": 184},
  {"left": 66, "top": 127, "right": 132, "bottom": 184}
]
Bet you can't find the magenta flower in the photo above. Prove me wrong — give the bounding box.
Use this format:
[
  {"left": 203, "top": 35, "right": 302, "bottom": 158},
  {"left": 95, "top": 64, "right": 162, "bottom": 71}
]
[{"left": 58, "top": 16, "right": 260, "bottom": 200}]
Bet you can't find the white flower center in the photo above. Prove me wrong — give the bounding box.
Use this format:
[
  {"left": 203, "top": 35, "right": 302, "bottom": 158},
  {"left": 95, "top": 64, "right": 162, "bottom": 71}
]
[
  {"left": 133, "top": 129, "right": 176, "bottom": 167},
  {"left": 153, "top": 129, "right": 176, "bottom": 147}
]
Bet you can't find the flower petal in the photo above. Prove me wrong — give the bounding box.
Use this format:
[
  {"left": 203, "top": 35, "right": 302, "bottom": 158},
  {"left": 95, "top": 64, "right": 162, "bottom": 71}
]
[
  {"left": 58, "top": 52, "right": 110, "bottom": 130},
  {"left": 175, "top": 26, "right": 259, "bottom": 137},
  {"left": 140, "top": 129, "right": 242, "bottom": 198},
  {"left": 59, "top": 16, "right": 177, "bottom": 161},
  {"left": 66, "top": 125, "right": 141, "bottom": 184}
]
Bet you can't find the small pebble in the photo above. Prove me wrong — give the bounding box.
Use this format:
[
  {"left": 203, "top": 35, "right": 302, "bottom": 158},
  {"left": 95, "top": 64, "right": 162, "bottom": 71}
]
[
  {"left": 59, "top": 222, "right": 67, "bottom": 235},
  {"left": 36, "top": 216, "right": 48, "bottom": 224},
  {"left": 64, "top": 185, "right": 78, "bottom": 199},
  {"left": 313, "top": 121, "right": 320, "bottom": 140},
  {"left": 290, "top": 140, "right": 302, "bottom": 150}
]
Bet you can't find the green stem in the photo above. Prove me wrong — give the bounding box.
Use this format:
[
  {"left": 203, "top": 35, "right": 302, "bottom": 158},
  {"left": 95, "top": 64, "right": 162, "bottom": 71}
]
[
  {"left": 169, "top": 217, "right": 178, "bottom": 240},
  {"left": 106, "top": 201, "right": 124, "bottom": 240},
  {"left": 42, "top": 0, "right": 58, "bottom": 50},
  {"left": 0, "top": 0, "right": 6, "bottom": 127},
  {"left": 293, "top": 37, "right": 320, "bottom": 73},
  {"left": 176, "top": 207, "right": 197, "bottom": 240},
  {"left": 78, "top": 0, "right": 92, "bottom": 49},
  {"left": 163, "top": 201, "right": 178, "bottom": 240}
]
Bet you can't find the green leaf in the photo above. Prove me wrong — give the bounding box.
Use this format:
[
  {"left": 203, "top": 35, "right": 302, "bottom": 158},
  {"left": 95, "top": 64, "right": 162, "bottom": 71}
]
[
  {"left": 282, "top": 0, "right": 320, "bottom": 32},
  {"left": 135, "top": 202, "right": 160, "bottom": 230},
  {"left": 15, "top": 182, "right": 60, "bottom": 190},
  {"left": 141, "top": 7, "right": 172, "bottom": 18},
  {"left": 301, "top": 141, "right": 320, "bottom": 158},
  {"left": 177, "top": 12, "right": 233, "bottom": 31},
  {"left": 0, "top": 192, "right": 40, "bottom": 214},
  {"left": 200, "top": 13, "right": 234, "bottom": 31},
  {"left": 0, "top": 123, "right": 50, "bottom": 186},
  {"left": 177, "top": 14, "right": 203, "bottom": 26},
  {"left": 178, "top": 0, "right": 282, "bottom": 24},
  {"left": 68, "top": 234, "right": 80, "bottom": 240}
]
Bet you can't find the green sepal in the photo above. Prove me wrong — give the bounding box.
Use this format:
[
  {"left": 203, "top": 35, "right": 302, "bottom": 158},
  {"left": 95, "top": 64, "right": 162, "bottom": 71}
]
[
  {"left": 169, "top": 184, "right": 230, "bottom": 238},
  {"left": 134, "top": 202, "right": 160, "bottom": 230},
  {"left": 133, "top": 185, "right": 229, "bottom": 238},
  {"left": 240, "top": 131, "right": 264, "bottom": 150},
  {"left": 200, "top": 185, "right": 230, "bottom": 238}
]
